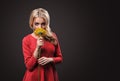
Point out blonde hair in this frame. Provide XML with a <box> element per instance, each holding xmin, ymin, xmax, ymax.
<box><xmin>29</xmin><ymin>8</ymin><xmax>52</xmax><ymax>36</ymax></box>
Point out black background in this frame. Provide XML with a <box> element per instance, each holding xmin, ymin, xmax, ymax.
<box><xmin>0</xmin><ymin>0</ymin><xmax>119</xmax><ymax>81</ymax></box>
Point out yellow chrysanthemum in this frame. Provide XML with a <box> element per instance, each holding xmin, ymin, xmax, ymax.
<box><xmin>34</xmin><ymin>28</ymin><xmax>47</xmax><ymax>37</ymax></box>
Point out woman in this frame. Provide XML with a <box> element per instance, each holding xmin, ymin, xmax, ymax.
<box><xmin>22</xmin><ymin>8</ymin><xmax>63</xmax><ymax>81</ymax></box>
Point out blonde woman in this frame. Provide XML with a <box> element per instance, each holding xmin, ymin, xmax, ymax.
<box><xmin>22</xmin><ymin>8</ymin><xmax>63</xmax><ymax>81</ymax></box>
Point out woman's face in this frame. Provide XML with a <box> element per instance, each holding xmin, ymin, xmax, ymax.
<box><xmin>32</xmin><ymin>17</ymin><xmax>46</xmax><ymax>30</ymax></box>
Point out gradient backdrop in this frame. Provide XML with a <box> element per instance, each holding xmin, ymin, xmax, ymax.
<box><xmin>0</xmin><ymin>0</ymin><xmax>119</xmax><ymax>81</ymax></box>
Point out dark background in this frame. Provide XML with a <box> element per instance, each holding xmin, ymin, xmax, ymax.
<box><xmin>0</xmin><ymin>0</ymin><xmax>119</xmax><ymax>81</ymax></box>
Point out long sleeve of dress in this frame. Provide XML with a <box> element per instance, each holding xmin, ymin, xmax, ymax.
<box><xmin>22</xmin><ymin>37</ymin><xmax>37</xmax><ymax>71</ymax></box>
<box><xmin>52</xmin><ymin>33</ymin><xmax>63</xmax><ymax>64</ymax></box>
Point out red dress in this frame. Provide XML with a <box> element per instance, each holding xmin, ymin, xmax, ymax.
<box><xmin>22</xmin><ymin>33</ymin><xmax>63</xmax><ymax>81</ymax></box>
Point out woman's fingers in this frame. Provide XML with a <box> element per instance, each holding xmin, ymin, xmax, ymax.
<box><xmin>39</xmin><ymin>57</ymin><xmax>48</xmax><ymax>65</ymax></box>
<box><xmin>38</xmin><ymin>57</ymin><xmax>50</xmax><ymax>65</ymax></box>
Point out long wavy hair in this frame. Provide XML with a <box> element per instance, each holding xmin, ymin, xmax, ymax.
<box><xmin>29</xmin><ymin>8</ymin><xmax>57</xmax><ymax>45</ymax></box>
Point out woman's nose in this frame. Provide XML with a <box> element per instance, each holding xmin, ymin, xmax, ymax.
<box><xmin>38</xmin><ymin>26</ymin><xmax>42</xmax><ymax>28</ymax></box>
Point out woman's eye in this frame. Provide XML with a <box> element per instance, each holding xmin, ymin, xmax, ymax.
<box><xmin>34</xmin><ymin>22</ymin><xmax>46</xmax><ymax>26</ymax></box>
<box><xmin>34</xmin><ymin>22</ymin><xmax>39</xmax><ymax>26</ymax></box>
<box><xmin>41</xmin><ymin>23</ymin><xmax>46</xmax><ymax>26</ymax></box>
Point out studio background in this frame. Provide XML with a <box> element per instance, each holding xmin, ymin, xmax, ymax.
<box><xmin>0</xmin><ymin>0</ymin><xmax>119</xmax><ymax>81</ymax></box>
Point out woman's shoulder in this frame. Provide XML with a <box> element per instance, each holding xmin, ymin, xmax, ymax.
<box><xmin>51</xmin><ymin>32</ymin><xmax>57</xmax><ymax>37</ymax></box>
<box><xmin>51</xmin><ymin>32</ymin><xmax>59</xmax><ymax>41</ymax></box>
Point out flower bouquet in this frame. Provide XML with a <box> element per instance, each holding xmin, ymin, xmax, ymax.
<box><xmin>34</xmin><ymin>28</ymin><xmax>47</xmax><ymax>37</ymax></box>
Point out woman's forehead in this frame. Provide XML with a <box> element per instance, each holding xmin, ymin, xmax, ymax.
<box><xmin>34</xmin><ymin>17</ymin><xmax>46</xmax><ymax>22</ymax></box>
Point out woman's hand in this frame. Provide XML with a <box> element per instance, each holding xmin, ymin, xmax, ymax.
<box><xmin>33</xmin><ymin>37</ymin><xmax>44</xmax><ymax>59</ymax></box>
<box><xmin>36</xmin><ymin>36</ymin><xmax>44</xmax><ymax>47</ymax></box>
<box><xmin>38</xmin><ymin>57</ymin><xmax>53</xmax><ymax>65</ymax></box>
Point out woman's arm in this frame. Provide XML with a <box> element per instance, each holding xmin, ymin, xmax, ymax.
<box><xmin>22</xmin><ymin>37</ymin><xmax>38</xmax><ymax>71</ymax></box>
<box><xmin>52</xmin><ymin>33</ymin><xmax>63</xmax><ymax>64</ymax></box>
